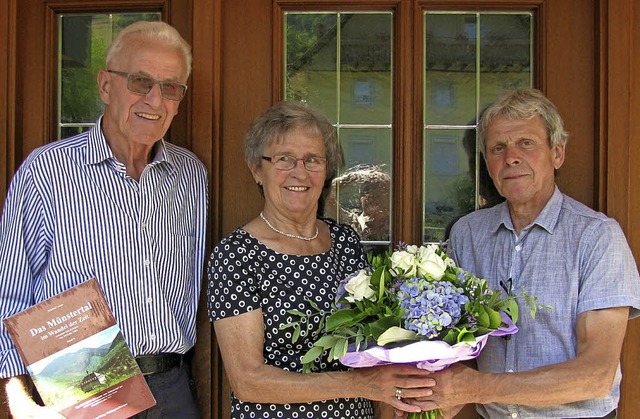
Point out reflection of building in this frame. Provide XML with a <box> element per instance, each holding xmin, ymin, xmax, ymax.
<box><xmin>324</xmin><ymin>165</ymin><xmax>390</xmax><ymax>241</ymax></box>
<box><xmin>80</xmin><ymin>372</ymin><xmax>107</xmax><ymax>392</ymax></box>
<box><xmin>286</xmin><ymin>12</ymin><xmax>531</xmax><ymax>242</ymax></box>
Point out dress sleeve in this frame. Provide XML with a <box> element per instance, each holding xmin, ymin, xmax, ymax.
<box><xmin>206</xmin><ymin>234</ymin><xmax>262</xmax><ymax>321</ymax></box>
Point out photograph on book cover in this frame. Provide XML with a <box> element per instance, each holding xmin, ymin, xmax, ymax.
<box><xmin>28</xmin><ymin>325</ymin><xmax>141</xmax><ymax>410</ymax></box>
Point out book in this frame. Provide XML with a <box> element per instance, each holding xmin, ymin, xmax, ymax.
<box><xmin>2</xmin><ymin>278</ymin><xmax>156</xmax><ymax>418</ymax></box>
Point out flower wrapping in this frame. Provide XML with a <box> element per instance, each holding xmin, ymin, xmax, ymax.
<box><xmin>339</xmin><ymin>312</ymin><xmax>517</xmax><ymax>371</ymax></box>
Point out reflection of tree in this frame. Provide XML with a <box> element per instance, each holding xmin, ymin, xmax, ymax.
<box><xmin>324</xmin><ymin>165</ymin><xmax>390</xmax><ymax>241</ymax></box>
<box><xmin>286</xmin><ymin>14</ymin><xmax>352</xmax><ymax>74</ymax></box>
<box><xmin>60</xmin><ymin>14</ymin><xmax>160</xmax><ymax>131</ymax></box>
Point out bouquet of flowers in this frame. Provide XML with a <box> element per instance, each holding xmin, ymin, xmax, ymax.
<box><xmin>283</xmin><ymin>243</ymin><xmax>544</xmax><ymax>419</ymax></box>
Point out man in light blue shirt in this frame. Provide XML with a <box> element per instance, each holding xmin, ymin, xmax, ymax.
<box><xmin>422</xmin><ymin>89</ymin><xmax>640</xmax><ymax>418</ymax></box>
<box><xmin>0</xmin><ymin>21</ymin><xmax>207</xmax><ymax>418</ymax></box>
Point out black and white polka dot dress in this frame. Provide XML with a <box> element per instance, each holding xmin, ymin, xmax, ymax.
<box><xmin>207</xmin><ymin>218</ymin><xmax>374</xmax><ymax>419</ymax></box>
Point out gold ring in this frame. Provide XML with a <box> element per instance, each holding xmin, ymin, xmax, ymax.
<box><xmin>395</xmin><ymin>388</ymin><xmax>402</xmax><ymax>400</ymax></box>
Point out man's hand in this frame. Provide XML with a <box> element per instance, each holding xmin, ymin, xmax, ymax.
<box><xmin>5</xmin><ymin>376</ymin><xmax>64</xmax><ymax>419</ymax></box>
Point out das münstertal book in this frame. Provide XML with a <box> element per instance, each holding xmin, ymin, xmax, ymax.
<box><xmin>3</xmin><ymin>278</ymin><xmax>156</xmax><ymax>418</ymax></box>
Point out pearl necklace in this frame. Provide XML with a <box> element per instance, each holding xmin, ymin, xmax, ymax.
<box><xmin>259</xmin><ymin>212</ymin><xmax>319</xmax><ymax>241</ymax></box>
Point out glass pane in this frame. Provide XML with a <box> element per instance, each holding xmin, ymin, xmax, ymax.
<box><xmin>284</xmin><ymin>12</ymin><xmax>393</xmax><ymax>248</ymax></box>
<box><xmin>284</xmin><ymin>13</ymin><xmax>338</xmax><ymax>121</ymax></box>
<box><xmin>423</xmin><ymin>129</ymin><xmax>472</xmax><ymax>242</ymax></box>
<box><xmin>339</xmin><ymin>13</ymin><xmax>392</xmax><ymax>125</ymax></box>
<box><xmin>424</xmin><ymin>13</ymin><xmax>477</xmax><ymax>126</ymax></box>
<box><xmin>423</xmin><ymin>12</ymin><xmax>531</xmax><ymax>243</ymax></box>
<box><xmin>479</xmin><ymin>14</ymin><xmax>532</xmax><ymax>109</ymax></box>
<box><xmin>58</xmin><ymin>13</ymin><xmax>161</xmax><ymax>139</ymax></box>
<box><xmin>325</xmin><ymin>128</ymin><xmax>391</xmax><ymax>242</ymax></box>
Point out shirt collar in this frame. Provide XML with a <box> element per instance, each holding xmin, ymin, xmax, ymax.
<box><xmin>496</xmin><ymin>185</ymin><xmax>563</xmax><ymax>234</ymax></box>
<box><xmin>85</xmin><ymin>116</ymin><xmax>173</xmax><ymax>172</ymax></box>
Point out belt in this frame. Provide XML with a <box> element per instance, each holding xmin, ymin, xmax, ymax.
<box><xmin>135</xmin><ymin>353</ymin><xmax>183</xmax><ymax>375</ymax></box>
<box><xmin>569</xmin><ymin>410</ymin><xmax>616</xmax><ymax>419</ymax></box>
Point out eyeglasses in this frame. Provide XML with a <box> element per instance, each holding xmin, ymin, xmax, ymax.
<box><xmin>107</xmin><ymin>70</ymin><xmax>188</xmax><ymax>101</ymax></box>
<box><xmin>261</xmin><ymin>155</ymin><xmax>328</xmax><ymax>172</ymax></box>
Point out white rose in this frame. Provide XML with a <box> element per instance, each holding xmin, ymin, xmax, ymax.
<box><xmin>406</xmin><ymin>245</ymin><xmax>419</xmax><ymax>254</ymax></box>
<box><xmin>344</xmin><ymin>269</ymin><xmax>376</xmax><ymax>302</ymax></box>
<box><xmin>390</xmin><ymin>250</ymin><xmax>417</xmax><ymax>277</ymax></box>
<box><xmin>416</xmin><ymin>245</ymin><xmax>447</xmax><ymax>280</ymax></box>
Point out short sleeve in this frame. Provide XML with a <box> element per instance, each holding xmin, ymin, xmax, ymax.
<box><xmin>206</xmin><ymin>233</ymin><xmax>261</xmax><ymax>321</ymax></box>
<box><xmin>577</xmin><ymin>218</ymin><xmax>640</xmax><ymax>318</ymax></box>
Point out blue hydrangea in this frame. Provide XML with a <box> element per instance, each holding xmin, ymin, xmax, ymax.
<box><xmin>395</xmin><ymin>277</ymin><xmax>469</xmax><ymax>339</ymax></box>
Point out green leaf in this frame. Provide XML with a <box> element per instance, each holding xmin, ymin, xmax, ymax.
<box><xmin>287</xmin><ymin>309</ymin><xmax>307</xmax><ymax>317</ymax></box>
<box><xmin>485</xmin><ymin>306</ymin><xmax>503</xmax><ymax>329</ymax></box>
<box><xmin>442</xmin><ymin>329</ymin><xmax>458</xmax><ymax>345</ymax></box>
<box><xmin>475</xmin><ymin>306</ymin><xmax>490</xmax><ymax>328</ymax></box>
<box><xmin>504</xmin><ymin>299</ymin><xmax>519</xmax><ymax>323</ymax></box>
<box><xmin>326</xmin><ymin>308</ymin><xmax>368</xmax><ymax>331</ymax></box>
<box><xmin>368</xmin><ymin>317</ymin><xmax>403</xmax><ymax>339</ymax></box>
<box><xmin>279</xmin><ymin>322</ymin><xmax>297</xmax><ymax>330</ymax></box>
<box><xmin>292</xmin><ymin>326</ymin><xmax>301</xmax><ymax>343</ymax></box>
<box><xmin>301</xmin><ymin>345</ymin><xmax>324</xmax><ymax>364</ymax></box>
<box><xmin>334</xmin><ymin>337</ymin><xmax>347</xmax><ymax>359</ymax></box>
<box><xmin>315</xmin><ymin>335</ymin><xmax>337</xmax><ymax>349</ymax></box>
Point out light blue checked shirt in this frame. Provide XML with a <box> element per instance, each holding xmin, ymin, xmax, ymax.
<box><xmin>448</xmin><ymin>186</ymin><xmax>640</xmax><ymax>418</ymax></box>
<box><xmin>0</xmin><ymin>118</ymin><xmax>208</xmax><ymax>378</ymax></box>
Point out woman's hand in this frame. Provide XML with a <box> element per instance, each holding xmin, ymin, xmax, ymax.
<box><xmin>352</xmin><ymin>364</ymin><xmax>436</xmax><ymax>413</ymax></box>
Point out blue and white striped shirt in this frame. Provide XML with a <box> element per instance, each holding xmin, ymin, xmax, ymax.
<box><xmin>0</xmin><ymin>118</ymin><xmax>208</xmax><ymax>378</ymax></box>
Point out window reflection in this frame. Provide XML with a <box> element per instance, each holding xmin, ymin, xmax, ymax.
<box><xmin>423</xmin><ymin>12</ymin><xmax>532</xmax><ymax>243</ymax></box>
<box><xmin>58</xmin><ymin>13</ymin><xmax>161</xmax><ymax>139</ymax></box>
<box><xmin>324</xmin><ymin>165</ymin><xmax>390</xmax><ymax>242</ymax></box>
<box><xmin>284</xmin><ymin>12</ymin><xmax>393</xmax><ymax>248</ymax></box>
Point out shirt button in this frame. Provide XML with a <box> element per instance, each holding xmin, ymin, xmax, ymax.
<box><xmin>511</xmin><ymin>413</ymin><xmax>518</xmax><ymax>418</ymax></box>
<box><xmin>150</xmin><ymin>334</ymin><xmax>156</xmax><ymax>340</ymax></box>
<box><xmin>146</xmin><ymin>297</ymin><xmax>153</xmax><ymax>304</ymax></box>
<box><xmin>144</xmin><ymin>259</ymin><xmax>151</xmax><ymax>266</ymax></box>
<box><xmin>141</xmin><ymin>222</ymin><xmax>146</xmax><ymax>229</ymax></box>
<box><xmin>515</xmin><ymin>244</ymin><xmax>522</xmax><ymax>252</ymax></box>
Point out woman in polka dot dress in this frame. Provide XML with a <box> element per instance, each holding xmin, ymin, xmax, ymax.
<box><xmin>207</xmin><ymin>102</ymin><xmax>433</xmax><ymax>419</ymax></box>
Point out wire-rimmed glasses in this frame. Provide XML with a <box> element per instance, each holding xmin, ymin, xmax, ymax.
<box><xmin>261</xmin><ymin>155</ymin><xmax>328</xmax><ymax>172</ymax></box>
<box><xmin>107</xmin><ymin>70</ymin><xmax>188</xmax><ymax>101</ymax></box>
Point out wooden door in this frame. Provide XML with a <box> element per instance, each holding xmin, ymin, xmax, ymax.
<box><xmin>213</xmin><ymin>0</ymin><xmax>637</xmax><ymax>418</ymax></box>
<box><xmin>2</xmin><ymin>0</ymin><xmax>640</xmax><ymax>418</ymax></box>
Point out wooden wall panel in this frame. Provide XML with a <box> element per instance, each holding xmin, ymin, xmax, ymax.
<box><xmin>603</xmin><ymin>0</ymin><xmax>640</xmax><ymax>416</ymax></box>
<box><xmin>0</xmin><ymin>0</ymin><xmax>14</xmax><ymax>211</ymax></box>
<box><xmin>219</xmin><ymin>0</ymin><xmax>274</xmax><ymax>237</ymax></box>
<box><xmin>543</xmin><ymin>0</ymin><xmax>596</xmax><ymax>208</ymax></box>
<box><xmin>191</xmin><ymin>0</ymin><xmax>219</xmax><ymax>417</ymax></box>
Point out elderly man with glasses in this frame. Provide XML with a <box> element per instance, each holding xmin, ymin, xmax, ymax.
<box><xmin>0</xmin><ymin>21</ymin><xmax>207</xmax><ymax>418</ymax></box>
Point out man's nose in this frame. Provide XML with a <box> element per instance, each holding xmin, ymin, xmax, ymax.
<box><xmin>504</xmin><ymin>144</ymin><xmax>521</xmax><ymax>165</ymax></box>
<box><xmin>144</xmin><ymin>83</ymin><xmax>164</xmax><ymax>105</ymax></box>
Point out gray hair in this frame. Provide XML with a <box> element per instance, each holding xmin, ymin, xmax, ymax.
<box><xmin>478</xmin><ymin>88</ymin><xmax>568</xmax><ymax>155</ymax></box>
<box><xmin>244</xmin><ymin>101</ymin><xmax>343</xmax><ymax>194</ymax></box>
<box><xmin>106</xmin><ymin>20</ymin><xmax>192</xmax><ymax>77</ymax></box>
